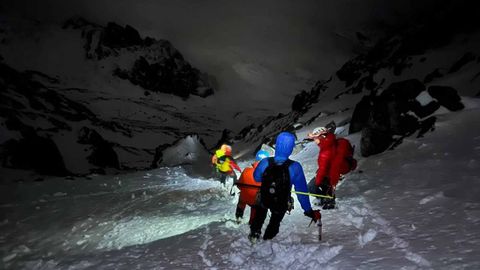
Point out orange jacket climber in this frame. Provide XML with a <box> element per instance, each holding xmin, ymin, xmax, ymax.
<box><xmin>234</xmin><ymin>150</ymin><xmax>269</xmax><ymax>224</ymax></box>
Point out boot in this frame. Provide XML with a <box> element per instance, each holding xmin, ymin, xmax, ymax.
<box><xmin>248</xmin><ymin>231</ymin><xmax>260</xmax><ymax>244</ymax></box>
<box><xmin>235</xmin><ymin>206</ymin><xmax>244</xmax><ymax>223</ymax></box>
<box><xmin>322</xmin><ymin>197</ymin><xmax>336</xmax><ymax>210</ymax></box>
<box><xmin>322</xmin><ymin>191</ymin><xmax>336</xmax><ymax>210</ymax></box>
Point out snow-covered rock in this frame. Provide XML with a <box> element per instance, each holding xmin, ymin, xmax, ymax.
<box><xmin>64</xmin><ymin>17</ymin><xmax>215</xmax><ymax>98</ymax></box>
<box><xmin>0</xmin><ymin>18</ymin><xmax>226</xmax><ymax>181</ymax></box>
<box><xmin>154</xmin><ymin>134</ymin><xmax>214</xmax><ymax>178</ymax></box>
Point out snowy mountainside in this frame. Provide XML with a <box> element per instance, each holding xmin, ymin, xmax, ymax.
<box><xmin>229</xmin><ymin>23</ymin><xmax>480</xmax><ymax>160</ymax></box>
<box><xmin>0</xmin><ymin>17</ymin><xmax>227</xmax><ymax>181</ymax></box>
<box><xmin>1</xmin><ymin>97</ymin><xmax>479</xmax><ymax>269</ymax></box>
<box><xmin>62</xmin><ymin>17</ymin><xmax>217</xmax><ymax>99</ymax></box>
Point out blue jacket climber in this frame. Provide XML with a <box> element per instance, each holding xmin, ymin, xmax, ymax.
<box><xmin>253</xmin><ymin>132</ymin><xmax>313</xmax><ymax>212</ymax></box>
<box><xmin>249</xmin><ymin>131</ymin><xmax>320</xmax><ymax>242</ymax></box>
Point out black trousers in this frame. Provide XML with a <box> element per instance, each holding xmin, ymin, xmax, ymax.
<box><xmin>250</xmin><ymin>205</ymin><xmax>286</xmax><ymax>240</ymax></box>
<box><xmin>308</xmin><ymin>177</ymin><xmax>333</xmax><ymax>197</ymax></box>
<box><xmin>219</xmin><ymin>171</ymin><xmax>237</xmax><ymax>185</ymax></box>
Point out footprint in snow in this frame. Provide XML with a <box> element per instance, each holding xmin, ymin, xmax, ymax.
<box><xmin>358</xmin><ymin>229</ymin><xmax>377</xmax><ymax>247</ymax></box>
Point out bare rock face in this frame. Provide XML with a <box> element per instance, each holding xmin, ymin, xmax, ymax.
<box><xmin>448</xmin><ymin>52</ymin><xmax>476</xmax><ymax>74</ymax></box>
<box><xmin>78</xmin><ymin>127</ymin><xmax>120</xmax><ymax>170</ymax></box>
<box><xmin>427</xmin><ymin>86</ymin><xmax>464</xmax><ymax>111</ymax></box>
<box><xmin>381</xmin><ymin>79</ymin><xmax>425</xmax><ymax>101</ymax></box>
<box><xmin>357</xmin><ymin>79</ymin><xmax>458</xmax><ymax>157</ymax></box>
<box><xmin>151</xmin><ymin>135</ymin><xmax>214</xmax><ymax>178</ymax></box>
<box><xmin>0</xmin><ymin>61</ymin><xmax>129</xmax><ymax>180</ymax></box>
<box><xmin>1</xmin><ymin>118</ymin><xmax>69</xmax><ymax>176</ymax></box>
<box><xmin>64</xmin><ymin>17</ymin><xmax>215</xmax><ymax>98</ymax></box>
<box><xmin>113</xmin><ymin>54</ymin><xmax>206</xmax><ymax>99</ymax></box>
<box><xmin>424</xmin><ymin>68</ymin><xmax>443</xmax><ymax>84</ymax></box>
<box><xmin>101</xmin><ymin>22</ymin><xmax>143</xmax><ymax>49</ymax></box>
<box><xmin>349</xmin><ymin>95</ymin><xmax>374</xmax><ymax>134</ymax></box>
<box><xmin>291</xmin><ymin>79</ymin><xmax>329</xmax><ymax>112</ymax></box>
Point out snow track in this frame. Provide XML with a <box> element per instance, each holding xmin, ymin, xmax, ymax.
<box><xmin>2</xmin><ymin>104</ymin><xmax>480</xmax><ymax>269</ymax></box>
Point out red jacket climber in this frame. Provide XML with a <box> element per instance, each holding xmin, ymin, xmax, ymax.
<box><xmin>308</xmin><ymin>122</ymin><xmax>357</xmax><ymax>209</ymax></box>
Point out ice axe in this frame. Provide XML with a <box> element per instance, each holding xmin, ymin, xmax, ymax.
<box><xmin>308</xmin><ymin>218</ymin><xmax>323</xmax><ymax>241</ymax></box>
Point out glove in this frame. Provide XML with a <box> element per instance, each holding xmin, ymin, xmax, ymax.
<box><xmin>304</xmin><ymin>209</ymin><xmax>321</xmax><ymax>222</ymax></box>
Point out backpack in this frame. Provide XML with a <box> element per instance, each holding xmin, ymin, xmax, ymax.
<box><xmin>216</xmin><ymin>154</ymin><xmax>233</xmax><ymax>173</ymax></box>
<box><xmin>217</xmin><ymin>155</ymin><xmax>230</xmax><ymax>164</ymax></box>
<box><xmin>260</xmin><ymin>158</ymin><xmax>293</xmax><ymax>211</ymax></box>
<box><xmin>336</xmin><ymin>138</ymin><xmax>357</xmax><ymax>172</ymax></box>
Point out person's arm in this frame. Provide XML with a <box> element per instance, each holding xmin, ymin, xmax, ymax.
<box><xmin>315</xmin><ymin>153</ymin><xmax>329</xmax><ymax>186</ymax></box>
<box><xmin>289</xmin><ymin>162</ymin><xmax>312</xmax><ymax>212</ymax></box>
<box><xmin>211</xmin><ymin>155</ymin><xmax>217</xmax><ymax>165</ymax></box>
<box><xmin>253</xmin><ymin>158</ymin><xmax>269</xmax><ymax>183</ymax></box>
<box><xmin>230</xmin><ymin>159</ymin><xmax>242</xmax><ymax>173</ymax></box>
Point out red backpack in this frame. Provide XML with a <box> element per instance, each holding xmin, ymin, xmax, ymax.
<box><xmin>335</xmin><ymin>138</ymin><xmax>357</xmax><ymax>174</ymax></box>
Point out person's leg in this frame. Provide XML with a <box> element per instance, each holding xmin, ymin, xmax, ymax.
<box><xmin>230</xmin><ymin>172</ymin><xmax>238</xmax><ymax>184</ymax></box>
<box><xmin>322</xmin><ymin>182</ymin><xmax>336</xmax><ymax>210</ymax></box>
<box><xmin>236</xmin><ymin>200</ymin><xmax>246</xmax><ymax>219</ymax></box>
<box><xmin>319</xmin><ymin>177</ymin><xmax>330</xmax><ymax>205</ymax></box>
<box><xmin>220</xmin><ymin>173</ymin><xmax>227</xmax><ymax>185</ymax></box>
<box><xmin>248</xmin><ymin>205</ymin><xmax>256</xmax><ymax>225</ymax></box>
<box><xmin>250</xmin><ymin>205</ymin><xmax>267</xmax><ymax>238</ymax></box>
<box><xmin>308</xmin><ymin>177</ymin><xmax>323</xmax><ymax>205</ymax></box>
<box><xmin>308</xmin><ymin>177</ymin><xmax>319</xmax><ymax>194</ymax></box>
<box><xmin>263</xmin><ymin>209</ymin><xmax>286</xmax><ymax>240</ymax></box>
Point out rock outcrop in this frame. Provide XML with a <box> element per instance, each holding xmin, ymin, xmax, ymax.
<box><xmin>0</xmin><ymin>62</ymin><xmax>128</xmax><ymax>179</ymax></box>
<box><xmin>64</xmin><ymin>17</ymin><xmax>215</xmax><ymax>98</ymax></box>
<box><xmin>356</xmin><ymin>79</ymin><xmax>464</xmax><ymax>157</ymax></box>
<box><xmin>78</xmin><ymin>127</ymin><xmax>120</xmax><ymax>170</ymax></box>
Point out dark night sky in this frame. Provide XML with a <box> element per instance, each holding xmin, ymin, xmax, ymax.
<box><xmin>1</xmin><ymin>0</ymin><xmax>439</xmax><ymax>111</ymax></box>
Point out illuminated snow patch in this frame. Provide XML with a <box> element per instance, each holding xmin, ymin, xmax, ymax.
<box><xmin>98</xmin><ymin>214</ymin><xmax>224</xmax><ymax>249</ymax></box>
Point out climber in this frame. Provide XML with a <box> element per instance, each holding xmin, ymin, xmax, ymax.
<box><xmin>307</xmin><ymin>122</ymin><xmax>357</xmax><ymax>209</ymax></box>
<box><xmin>233</xmin><ymin>150</ymin><xmax>269</xmax><ymax>224</ymax></box>
<box><xmin>211</xmin><ymin>144</ymin><xmax>241</xmax><ymax>185</ymax></box>
<box><xmin>248</xmin><ymin>132</ymin><xmax>321</xmax><ymax>243</ymax></box>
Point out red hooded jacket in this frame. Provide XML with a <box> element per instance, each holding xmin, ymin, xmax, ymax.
<box><xmin>315</xmin><ymin>134</ymin><xmax>356</xmax><ymax>187</ymax></box>
<box><xmin>315</xmin><ymin>133</ymin><xmax>336</xmax><ymax>186</ymax></box>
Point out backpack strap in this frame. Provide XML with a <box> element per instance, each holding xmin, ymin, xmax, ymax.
<box><xmin>266</xmin><ymin>157</ymin><xmax>293</xmax><ymax>169</ymax></box>
<box><xmin>217</xmin><ymin>154</ymin><xmax>232</xmax><ymax>164</ymax></box>
<box><xmin>266</xmin><ymin>157</ymin><xmax>274</xmax><ymax>166</ymax></box>
<box><xmin>282</xmin><ymin>159</ymin><xmax>293</xmax><ymax>170</ymax></box>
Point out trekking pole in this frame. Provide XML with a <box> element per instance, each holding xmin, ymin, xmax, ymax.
<box><xmin>291</xmin><ymin>190</ymin><xmax>334</xmax><ymax>199</ymax></box>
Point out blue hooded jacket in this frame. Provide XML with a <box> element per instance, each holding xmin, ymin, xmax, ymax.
<box><xmin>253</xmin><ymin>132</ymin><xmax>312</xmax><ymax>212</ymax></box>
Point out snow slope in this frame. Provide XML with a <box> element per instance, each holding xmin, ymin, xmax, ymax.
<box><xmin>0</xmin><ymin>17</ymin><xmax>230</xmax><ymax>179</ymax></box>
<box><xmin>1</xmin><ymin>98</ymin><xmax>479</xmax><ymax>269</ymax></box>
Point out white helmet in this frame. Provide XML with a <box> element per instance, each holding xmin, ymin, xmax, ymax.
<box><xmin>308</xmin><ymin>126</ymin><xmax>328</xmax><ymax>138</ymax></box>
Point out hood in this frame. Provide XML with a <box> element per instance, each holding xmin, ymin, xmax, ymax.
<box><xmin>274</xmin><ymin>132</ymin><xmax>295</xmax><ymax>159</ymax></box>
